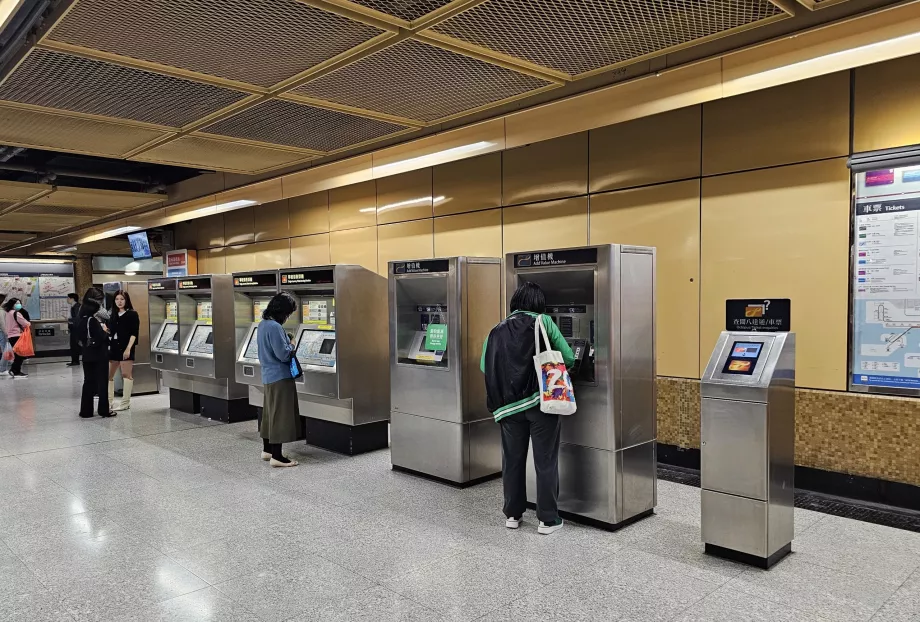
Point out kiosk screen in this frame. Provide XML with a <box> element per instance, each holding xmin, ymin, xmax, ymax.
<box><xmin>295</xmin><ymin>329</ymin><xmax>336</xmax><ymax>369</ymax></box>
<box><xmin>155</xmin><ymin>322</ymin><xmax>179</xmax><ymax>351</ymax></box>
<box><xmin>187</xmin><ymin>325</ymin><xmax>214</xmax><ymax>355</ymax></box>
<box><xmin>722</xmin><ymin>341</ymin><xmax>763</xmax><ymax>375</ymax></box>
<box><xmin>242</xmin><ymin>327</ymin><xmax>259</xmax><ymax>361</ymax></box>
<box><xmin>165</xmin><ymin>301</ymin><xmax>178</xmax><ymax>321</ymax></box>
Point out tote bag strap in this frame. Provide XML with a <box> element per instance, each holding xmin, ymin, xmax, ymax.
<box><xmin>533</xmin><ymin>314</ymin><xmax>552</xmax><ymax>354</ymax></box>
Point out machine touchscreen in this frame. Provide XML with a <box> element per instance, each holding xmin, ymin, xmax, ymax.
<box><xmin>242</xmin><ymin>327</ymin><xmax>259</xmax><ymax>361</ymax></box>
<box><xmin>295</xmin><ymin>329</ymin><xmax>336</xmax><ymax>370</ymax></box>
<box><xmin>187</xmin><ymin>325</ymin><xmax>215</xmax><ymax>355</ymax></box>
<box><xmin>155</xmin><ymin>322</ymin><xmax>179</xmax><ymax>351</ymax></box>
<box><xmin>721</xmin><ymin>341</ymin><xmax>763</xmax><ymax>375</ymax></box>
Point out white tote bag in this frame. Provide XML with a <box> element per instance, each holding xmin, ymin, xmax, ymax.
<box><xmin>533</xmin><ymin>315</ymin><xmax>577</xmax><ymax>415</ymax></box>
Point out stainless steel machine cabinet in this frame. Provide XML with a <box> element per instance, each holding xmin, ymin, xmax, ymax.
<box><xmin>280</xmin><ymin>265</ymin><xmax>389</xmax><ymax>455</ymax></box>
<box><xmin>167</xmin><ymin>274</ymin><xmax>254</xmax><ymax>422</ymax></box>
<box><xmin>104</xmin><ymin>280</ymin><xmax>157</xmax><ymax>395</ymax></box>
<box><xmin>388</xmin><ymin>257</ymin><xmax>503</xmax><ymax>486</ymax></box>
<box><xmin>701</xmin><ymin>331</ymin><xmax>796</xmax><ymax>569</ymax></box>
<box><xmin>506</xmin><ymin>245</ymin><xmax>657</xmax><ymax>530</ymax></box>
<box><xmin>148</xmin><ymin>277</ymin><xmax>179</xmax><ymax>377</ymax></box>
<box><xmin>231</xmin><ymin>270</ymin><xmax>280</xmax><ymax>410</ymax></box>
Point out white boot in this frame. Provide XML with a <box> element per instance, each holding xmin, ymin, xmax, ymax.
<box><xmin>108</xmin><ymin>381</ymin><xmax>115</xmax><ymax>410</ymax></box>
<box><xmin>114</xmin><ymin>378</ymin><xmax>133</xmax><ymax>412</ymax></box>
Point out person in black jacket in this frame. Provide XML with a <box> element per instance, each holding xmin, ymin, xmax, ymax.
<box><xmin>76</xmin><ymin>288</ymin><xmax>113</xmax><ymax>418</ymax></box>
<box><xmin>66</xmin><ymin>293</ymin><xmax>81</xmax><ymax>367</ymax></box>
<box><xmin>107</xmin><ymin>290</ymin><xmax>140</xmax><ymax>412</ymax></box>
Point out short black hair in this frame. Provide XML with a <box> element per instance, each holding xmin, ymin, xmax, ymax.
<box><xmin>113</xmin><ymin>290</ymin><xmax>133</xmax><ymax>311</ymax></box>
<box><xmin>2</xmin><ymin>297</ymin><xmax>20</xmax><ymax>312</ymax></box>
<box><xmin>263</xmin><ymin>291</ymin><xmax>297</xmax><ymax>324</ymax></box>
<box><xmin>67</xmin><ymin>292</ymin><xmax>79</xmax><ymax>302</ymax></box>
<box><xmin>510</xmin><ymin>281</ymin><xmax>546</xmax><ymax>314</ymax></box>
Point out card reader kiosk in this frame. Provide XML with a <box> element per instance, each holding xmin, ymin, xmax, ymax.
<box><xmin>701</xmin><ymin>331</ymin><xmax>795</xmax><ymax>568</ymax></box>
<box><xmin>280</xmin><ymin>265</ymin><xmax>389</xmax><ymax>455</ymax></box>
<box><xmin>232</xmin><ymin>270</ymin><xmax>280</xmax><ymax>409</ymax></box>
<box><xmin>507</xmin><ymin>245</ymin><xmax>657</xmax><ymax>529</ymax></box>
<box><xmin>165</xmin><ymin>274</ymin><xmax>252</xmax><ymax>422</ymax></box>
<box><xmin>389</xmin><ymin>257</ymin><xmax>503</xmax><ymax>486</ymax></box>
<box><xmin>148</xmin><ymin>278</ymin><xmax>180</xmax><ymax>376</ymax></box>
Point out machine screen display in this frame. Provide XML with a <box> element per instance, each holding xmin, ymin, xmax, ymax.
<box><xmin>243</xmin><ymin>327</ymin><xmax>259</xmax><ymax>361</ymax></box>
<box><xmin>187</xmin><ymin>325</ymin><xmax>215</xmax><ymax>355</ymax></box>
<box><xmin>295</xmin><ymin>329</ymin><xmax>336</xmax><ymax>368</ymax></box>
<box><xmin>165</xmin><ymin>301</ymin><xmax>178</xmax><ymax>322</ymax></box>
<box><xmin>722</xmin><ymin>341</ymin><xmax>763</xmax><ymax>375</ymax></box>
<box><xmin>155</xmin><ymin>322</ymin><xmax>179</xmax><ymax>351</ymax></box>
<box><xmin>196</xmin><ymin>301</ymin><xmax>213</xmax><ymax>323</ymax></box>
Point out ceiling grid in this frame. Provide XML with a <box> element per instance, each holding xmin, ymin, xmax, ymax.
<box><xmin>0</xmin><ymin>0</ymin><xmax>795</xmax><ymax>175</ymax></box>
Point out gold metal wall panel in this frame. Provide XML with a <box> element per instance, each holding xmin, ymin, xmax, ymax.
<box><xmin>433</xmin><ymin>152</ymin><xmax>501</xmax><ymax>217</ymax></box>
<box><xmin>375</xmin><ymin>168</ymin><xmax>433</xmax><ymax>224</ymax></box>
<box><xmin>701</xmin><ymin>159</ymin><xmax>850</xmax><ymax>390</ymax></box>
<box><xmin>46</xmin><ymin>0</ymin><xmax>383</xmax><ymax>88</ymax></box>
<box><xmin>502</xmin><ymin>196</ymin><xmax>588</xmax><ymax>253</ymax></box>
<box><xmin>198</xmin><ymin>248</ymin><xmax>226</xmax><ymax>275</ymax></box>
<box><xmin>196</xmin><ymin>214</ymin><xmax>225</xmax><ymax>249</ymax></box>
<box><xmin>251</xmin><ymin>239</ymin><xmax>292</xmax><ymax>269</ymax></box>
<box><xmin>329</xmin><ymin>180</ymin><xmax>377</xmax><ymax>231</ymax></box>
<box><xmin>502</xmin><ymin>132</ymin><xmax>588</xmax><ymax>206</ymax></box>
<box><xmin>329</xmin><ymin>225</ymin><xmax>378</xmax><ymax>272</ymax></box>
<box><xmin>289</xmin><ymin>193</ymin><xmax>330</xmax><ymax>237</ymax></box>
<box><xmin>202</xmin><ymin>99</ymin><xmax>409</xmax><ymax>152</ymax></box>
<box><xmin>0</xmin><ymin>49</ymin><xmax>247</xmax><ymax>128</ymax></box>
<box><xmin>590</xmin><ymin>180</ymin><xmax>701</xmax><ymax>379</ymax></box>
<box><xmin>346</xmin><ymin>0</ymin><xmax>454</xmax><ymax>21</ymax></box>
<box><xmin>223</xmin><ymin>206</ymin><xmax>255</xmax><ymax>246</ymax></box>
<box><xmin>293</xmin><ymin>39</ymin><xmax>550</xmax><ymax>123</ymax></box>
<box><xmin>290</xmin><ymin>233</ymin><xmax>331</xmax><ymax>267</ymax></box>
<box><xmin>433</xmin><ymin>207</ymin><xmax>502</xmax><ymax>258</ymax></box>
<box><xmin>131</xmin><ymin>135</ymin><xmax>310</xmax><ymax>174</ymax></box>
<box><xmin>282</xmin><ymin>155</ymin><xmax>373</xmax><ymax>197</ymax></box>
<box><xmin>854</xmin><ymin>54</ymin><xmax>920</xmax><ymax>153</ymax></box>
<box><xmin>703</xmin><ymin>72</ymin><xmax>850</xmax><ymax>176</ymax></box>
<box><xmin>0</xmin><ymin>104</ymin><xmax>167</xmax><ymax>157</ymax></box>
<box><xmin>590</xmin><ymin>105</ymin><xmax>701</xmax><ymax>193</ymax></box>
<box><xmin>377</xmin><ymin>218</ymin><xmax>434</xmax><ymax>276</ymax></box>
<box><xmin>433</xmin><ymin>0</ymin><xmax>785</xmax><ymax>76</ymax></box>
<box><xmin>255</xmin><ymin>199</ymin><xmax>291</xmax><ymax>242</ymax></box>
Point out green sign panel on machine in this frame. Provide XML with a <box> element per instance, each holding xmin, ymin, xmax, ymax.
<box><xmin>425</xmin><ymin>323</ymin><xmax>448</xmax><ymax>351</ymax></box>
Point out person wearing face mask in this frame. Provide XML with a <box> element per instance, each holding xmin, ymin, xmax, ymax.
<box><xmin>4</xmin><ymin>297</ymin><xmax>32</xmax><ymax>378</ymax></box>
<box><xmin>76</xmin><ymin>288</ymin><xmax>113</xmax><ymax>418</ymax></box>
<box><xmin>107</xmin><ymin>290</ymin><xmax>139</xmax><ymax>412</ymax></box>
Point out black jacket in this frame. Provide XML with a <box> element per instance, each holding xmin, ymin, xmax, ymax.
<box><xmin>68</xmin><ymin>302</ymin><xmax>79</xmax><ymax>328</ymax></box>
<box><xmin>76</xmin><ymin>305</ymin><xmax>108</xmax><ymax>362</ymax></box>
<box><xmin>109</xmin><ymin>309</ymin><xmax>139</xmax><ymax>352</ymax></box>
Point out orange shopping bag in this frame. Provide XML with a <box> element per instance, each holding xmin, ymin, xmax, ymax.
<box><xmin>13</xmin><ymin>327</ymin><xmax>35</xmax><ymax>358</ymax></box>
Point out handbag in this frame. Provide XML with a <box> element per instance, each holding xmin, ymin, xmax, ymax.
<box><xmin>0</xmin><ymin>342</ymin><xmax>12</xmax><ymax>372</ymax></box>
<box><xmin>533</xmin><ymin>315</ymin><xmax>576</xmax><ymax>415</ymax></box>
<box><xmin>290</xmin><ymin>355</ymin><xmax>303</xmax><ymax>380</ymax></box>
<box><xmin>13</xmin><ymin>327</ymin><xmax>35</xmax><ymax>358</ymax></box>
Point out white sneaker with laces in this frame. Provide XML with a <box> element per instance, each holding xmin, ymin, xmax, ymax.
<box><xmin>538</xmin><ymin>519</ymin><xmax>564</xmax><ymax>535</ymax></box>
<box><xmin>505</xmin><ymin>517</ymin><xmax>521</xmax><ymax>529</ymax></box>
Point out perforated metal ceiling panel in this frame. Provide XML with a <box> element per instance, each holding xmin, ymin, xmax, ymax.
<box><xmin>46</xmin><ymin>0</ymin><xmax>383</xmax><ymax>87</ymax></box>
<box><xmin>203</xmin><ymin>99</ymin><xmax>410</xmax><ymax>152</ymax></box>
<box><xmin>130</xmin><ymin>135</ymin><xmax>313</xmax><ymax>174</ymax></box>
<box><xmin>345</xmin><ymin>0</ymin><xmax>455</xmax><ymax>21</ymax></box>
<box><xmin>0</xmin><ymin>49</ymin><xmax>249</xmax><ymax>128</ymax></box>
<box><xmin>16</xmin><ymin>204</ymin><xmax>122</xmax><ymax>218</ymax></box>
<box><xmin>433</xmin><ymin>0</ymin><xmax>787</xmax><ymax>76</ymax></box>
<box><xmin>0</xmin><ymin>215</ymin><xmax>91</xmax><ymax>232</ymax></box>
<box><xmin>31</xmin><ymin>187</ymin><xmax>162</xmax><ymax>210</ymax></box>
<box><xmin>0</xmin><ymin>180</ymin><xmax>48</xmax><ymax>203</ymax></box>
<box><xmin>293</xmin><ymin>39</ymin><xmax>551</xmax><ymax>122</ymax></box>
<box><xmin>0</xmin><ymin>104</ymin><xmax>167</xmax><ymax>157</ymax></box>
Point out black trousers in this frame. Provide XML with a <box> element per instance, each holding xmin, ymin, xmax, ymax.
<box><xmin>69</xmin><ymin>330</ymin><xmax>80</xmax><ymax>364</ymax></box>
<box><xmin>499</xmin><ymin>406</ymin><xmax>562</xmax><ymax>524</ymax></box>
<box><xmin>80</xmin><ymin>360</ymin><xmax>110</xmax><ymax>417</ymax></box>
<box><xmin>8</xmin><ymin>337</ymin><xmax>24</xmax><ymax>375</ymax></box>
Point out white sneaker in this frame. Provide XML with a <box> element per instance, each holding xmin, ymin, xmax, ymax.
<box><xmin>270</xmin><ymin>458</ymin><xmax>299</xmax><ymax>468</ymax></box>
<box><xmin>538</xmin><ymin>519</ymin><xmax>564</xmax><ymax>535</ymax></box>
<box><xmin>505</xmin><ymin>517</ymin><xmax>521</xmax><ymax>529</ymax></box>
<box><xmin>261</xmin><ymin>451</ymin><xmax>271</xmax><ymax>461</ymax></box>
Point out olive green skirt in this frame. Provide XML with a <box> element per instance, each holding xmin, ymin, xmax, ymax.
<box><xmin>260</xmin><ymin>377</ymin><xmax>301</xmax><ymax>444</ymax></box>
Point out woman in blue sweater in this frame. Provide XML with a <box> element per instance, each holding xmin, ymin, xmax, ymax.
<box><xmin>257</xmin><ymin>292</ymin><xmax>301</xmax><ymax>467</ymax></box>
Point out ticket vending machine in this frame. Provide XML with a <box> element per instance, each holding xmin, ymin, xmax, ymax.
<box><xmin>103</xmin><ymin>280</ymin><xmax>157</xmax><ymax>395</ymax></box>
<box><xmin>279</xmin><ymin>265</ymin><xmax>389</xmax><ymax>455</ymax></box>
<box><xmin>232</xmin><ymin>270</ymin><xmax>279</xmax><ymax>409</ymax></box>
<box><xmin>148</xmin><ymin>278</ymin><xmax>180</xmax><ymax>385</ymax></box>
<box><xmin>167</xmin><ymin>274</ymin><xmax>252</xmax><ymax>422</ymax></box>
<box><xmin>701</xmin><ymin>331</ymin><xmax>795</xmax><ymax>568</ymax></box>
<box><xmin>389</xmin><ymin>257</ymin><xmax>503</xmax><ymax>486</ymax></box>
<box><xmin>506</xmin><ymin>245</ymin><xmax>657</xmax><ymax>529</ymax></box>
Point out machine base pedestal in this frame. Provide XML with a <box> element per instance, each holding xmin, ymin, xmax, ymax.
<box><xmin>705</xmin><ymin>542</ymin><xmax>791</xmax><ymax>569</ymax></box>
<box><xmin>200</xmin><ymin>395</ymin><xmax>256</xmax><ymax>423</ymax></box>
<box><xmin>305</xmin><ymin>418</ymin><xmax>388</xmax><ymax>456</ymax></box>
<box><xmin>169</xmin><ymin>389</ymin><xmax>199</xmax><ymax>414</ymax></box>
<box><xmin>526</xmin><ymin>504</ymin><xmax>654</xmax><ymax>532</ymax></box>
<box><xmin>392</xmin><ymin>465</ymin><xmax>500</xmax><ymax>489</ymax></box>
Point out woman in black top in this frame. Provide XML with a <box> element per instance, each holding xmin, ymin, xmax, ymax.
<box><xmin>107</xmin><ymin>290</ymin><xmax>140</xmax><ymax>412</ymax></box>
<box><xmin>76</xmin><ymin>288</ymin><xmax>113</xmax><ymax>418</ymax></box>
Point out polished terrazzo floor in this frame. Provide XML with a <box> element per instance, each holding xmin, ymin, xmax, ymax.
<box><xmin>1</xmin><ymin>363</ymin><xmax>919</xmax><ymax>621</ymax></box>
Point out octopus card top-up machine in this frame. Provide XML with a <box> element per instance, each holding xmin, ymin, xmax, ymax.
<box><xmin>149</xmin><ymin>278</ymin><xmax>180</xmax><ymax>383</ymax></box>
<box><xmin>165</xmin><ymin>274</ymin><xmax>253</xmax><ymax>422</ymax></box>
<box><xmin>506</xmin><ymin>245</ymin><xmax>657</xmax><ymax>530</ymax></box>
<box><xmin>232</xmin><ymin>270</ymin><xmax>280</xmax><ymax>409</ymax></box>
<box><xmin>278</xmin><ymin>265</ymin><xmax>389</xmax><ymax>455</ymax></box>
